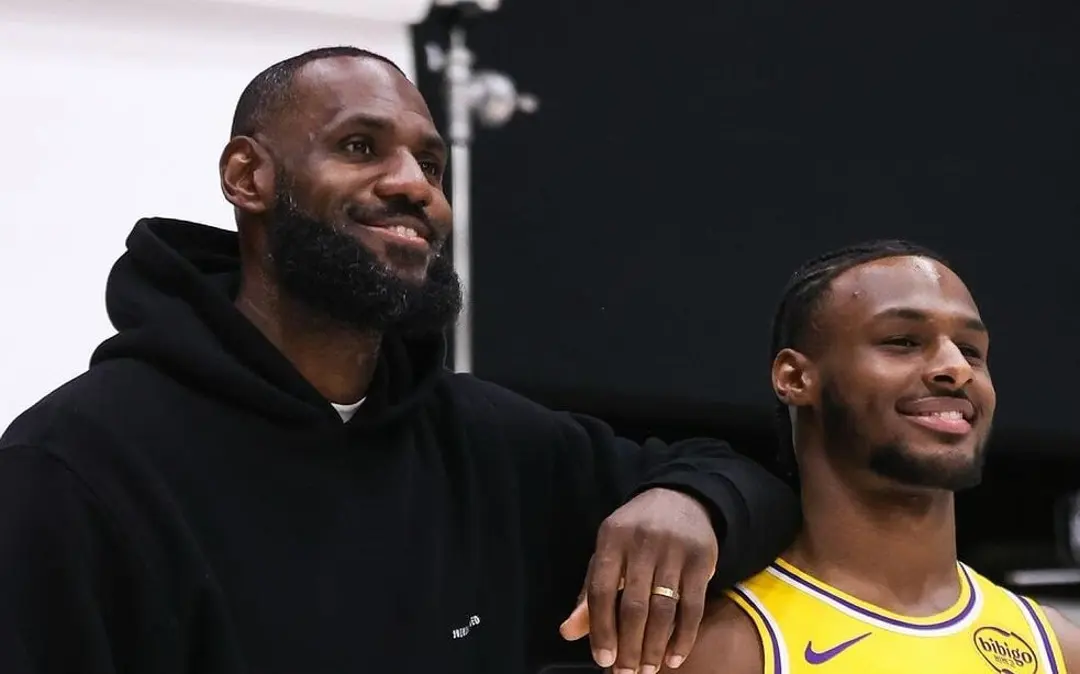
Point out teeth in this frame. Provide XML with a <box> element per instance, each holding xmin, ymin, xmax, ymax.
<box><xmin>389</xmin><ymin>225</ymin><xmax>419</xmax><ymax>239</ymax></box>
<box><xmin>919</xmin><ymin>411</ymin><xmax>964</xmax><ymax>420</ymax></box>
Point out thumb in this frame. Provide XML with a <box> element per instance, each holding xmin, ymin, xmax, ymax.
<box><xmin>559</xmin><ymin>599</ymin><xmax>590</xmax><ymax>641</ymax></box>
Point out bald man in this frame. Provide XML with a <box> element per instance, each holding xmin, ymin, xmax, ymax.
<box><xmin>0</xmin><ymin>47</ymin><xmax>798</xmax><ymax>674</ymax></box>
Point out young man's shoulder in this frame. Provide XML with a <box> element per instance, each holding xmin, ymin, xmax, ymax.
<box><xmin>1043</xmin><ymin>605</ymin><xmax>1080</xmax><ymax>672</ymax></box>
<box><xmin>663</xmin><ymin>594</ymin><xmax>764</xmax><ymax>674</ymax></box>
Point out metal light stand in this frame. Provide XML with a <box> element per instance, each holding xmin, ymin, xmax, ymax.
<box><xmin>426</xmin><ymin>1</ymin><xmax>538</xmax><ymax>373</ymax></box>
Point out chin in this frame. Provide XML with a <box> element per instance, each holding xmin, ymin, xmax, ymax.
<box><xmin>869</xmin><ymin>441</ymin><xmax>986</xmax><ymax>492</ymax></box>
<box><xmin>379</xmin><ymin>257</ymin><xmax>430</xmax><ymax>284</ymax></box>
<box><xmin>390</xmin><ymin>268</ymin><xmax>430</xmax><ymax>287</ymax></box>
<box><xmin>381</xmin><ymin>242</ymin><xmax>435</xmax><ymax>274</ymax></box>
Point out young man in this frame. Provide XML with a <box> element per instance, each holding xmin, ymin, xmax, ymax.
<box><xmin>0</xmin><ymin>48</ymin><xmax>798</xmax><ymax>674</ymax></box>
<box><xmin>672</xmin><ymin>240</ymin><xmax>1080</xmax><ymax>673</ymax></box>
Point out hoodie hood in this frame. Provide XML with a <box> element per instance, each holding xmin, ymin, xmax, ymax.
<box><xmin>91</xmin><ymin>218</ymin><xmax>448</xmax><ymax>428</ymax></box>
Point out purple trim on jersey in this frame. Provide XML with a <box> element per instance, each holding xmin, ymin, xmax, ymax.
<box><xmin>769</xmin><ymin>562</ymin><xmax>977</xmax><ymax>631</ymax></box>
<box><xmin>1017</xmin><ymin>596</ymin><xmax>1060</xmax><ymax>674</ymax></box>
<box><xmin>732</xmin><ymin>587</ymin><xmax>784</xmax><ymax>674</ymax></box>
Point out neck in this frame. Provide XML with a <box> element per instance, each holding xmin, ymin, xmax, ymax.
<box><xmin>235</xmin><ymin>269</ymin><xmax>380</xmax><ymax>404</ymax></box>
<box><xmin>788</xmin><ymin>448</ymin><xmax>961</xmax><ymax>617</ymax></box>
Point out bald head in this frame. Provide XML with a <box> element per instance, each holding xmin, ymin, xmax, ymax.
<box><xmin>230</xmin><ymin>46</ymin><xmax>408</xmax><ymax>140</ymax></box>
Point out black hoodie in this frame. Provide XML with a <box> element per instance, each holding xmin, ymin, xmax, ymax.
<box><xmin>0</xmin><ymin>218</ymin><xmax>799</xmax><ymax>674</ymax></box>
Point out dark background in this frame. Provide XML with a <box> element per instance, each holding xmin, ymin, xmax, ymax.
<box><xmin>414</xmin><ymin>0</ymin><xmax>1080</xmax><ymax>580</ymax></box>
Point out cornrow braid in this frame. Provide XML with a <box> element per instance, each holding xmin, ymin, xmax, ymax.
<box><xmin>767</xmin><ymin>239</ymin><xmax>949</xmax><ymax>479</ymax></box>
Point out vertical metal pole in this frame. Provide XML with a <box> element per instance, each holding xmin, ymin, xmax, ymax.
<box><xmin>446</xmin><ymin>27</ymin><xmax>474</xmax><ymax>373</ymax></box>
<box><xmin>431</xmin><ymin>15</ymin><xmax>535</xmax><ymax>373</ymax></box>
<box><xmin>450</xmin><ymin>143</ymin><xmax>472</xmax><ymax>373</ymax></box>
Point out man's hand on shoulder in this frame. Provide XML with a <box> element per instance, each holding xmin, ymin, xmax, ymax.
<box><xmin>558</xmin><ymin>488</ymin><xmax>719</xmax><ymax>674</ymax></box>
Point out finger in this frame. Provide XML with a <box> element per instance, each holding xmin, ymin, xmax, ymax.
<box><xmin>638</xmin><ymin>554</ymin><xmax>683</xmax><ymax>674</ymax></box>
<box><xmin>560</xmin><ymin>555</ymin><xmax>596</xmax><ymax>641</ymax></box>
<box><xmin>561</xmin><ymin>569</ymin><xmax>630</xmax><ymax>644</ymax></box>
<box><xmin>559</xmin><ymin>600</ymin><xmax>590</xmax><ymax>641</ymax></box>
<box><xmin>613</xmin><ymin>554</ymin><xmax>656</xmax><ymax>674</ymax></box>
<box><xmin>664</xmin><ymin>556</ymin><xmax>712</xmax><ymax>669</ymax></box>
<box><xmin>561</xmin><ymin>575</ymin><xmax>628</xmax><ymax>641</ymax></box>
<box><xmin>585</xmin><ymin>547</ymin><xmax>624</xmax><ymax>669</ymax></box>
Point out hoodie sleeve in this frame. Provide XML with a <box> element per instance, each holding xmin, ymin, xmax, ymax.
<box><xmin>0</xmin><ymin>446</ymin><xmax>133</xmax><ymax>674</ymax></box>
<box><xmin>526</xmin><ymin>412</ymin><xmax>800</xmax><ymax>668</ymax></box>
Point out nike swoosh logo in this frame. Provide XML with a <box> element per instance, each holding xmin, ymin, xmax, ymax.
<box><xmin>804</xmin><ymin>632</ymin><xmax>872</xmax><ymax>665</ymax></box>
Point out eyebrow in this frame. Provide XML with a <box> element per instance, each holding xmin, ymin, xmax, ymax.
<box><xmin>873</xmin><ymin>307</ymin><xmax>987</xmax><ymax>333</ymax></box>
<box><xmin>333</xmin><ymin>112</ymin><xmax>448</xmax><ymax>156</ymax></box>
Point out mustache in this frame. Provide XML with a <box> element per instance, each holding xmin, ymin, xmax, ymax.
<box><xmin>928</xmin><ymin>388</ymin><xmax>972</xmax><ymax>399</ymax></box>
<box><xmin>924</xmin><ymin>389</ymin><xmax>971</xmax><ymax>401</ymax></box>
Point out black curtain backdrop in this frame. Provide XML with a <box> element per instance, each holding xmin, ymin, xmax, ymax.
<box><xmin>413</xmin><ymin>0</ymin><xmax>1080</xmax><ymax>452</ymax></box>
<box><xmin>411</xmin><ymin>0</ymin><xmax>1080</xmax><ymax>577</ymax></box>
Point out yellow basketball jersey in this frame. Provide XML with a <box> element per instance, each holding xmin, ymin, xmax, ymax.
<box><xmin>727</xmin><ymin>558</ymin><xmax>1067</xmax><ymax>674</ymax></box>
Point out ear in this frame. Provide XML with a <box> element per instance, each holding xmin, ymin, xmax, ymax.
<box><xmin>219</xmin><ymin>136</ymin><xmax>275</xmax><ymax>215</ymax></box>
<box><xmin>772</xmin><ymin>347</ymin><xmax>817</xmax><ymax>407</ymax></box>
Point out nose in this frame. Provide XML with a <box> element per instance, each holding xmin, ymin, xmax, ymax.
<box><xmin>372</xmin><ymin>149</ymin><xmax>432</xmax><ymax>209</ymax></box>
<box><xmin>923</xmin><ymin>339</ymin><xmax>975</xmax><ymax>391</ymax></box>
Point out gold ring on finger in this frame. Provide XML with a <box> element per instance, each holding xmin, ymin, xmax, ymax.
<box><xmin>651</xmin><ymin>585</ymin><xmax>680</xmax><ymax>602</ymax></box>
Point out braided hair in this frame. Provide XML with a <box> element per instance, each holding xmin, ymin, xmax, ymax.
<box><xmin>767</xmin><ymin>240</ymin><xmax>949</xmax><ymax>478</ymax></box>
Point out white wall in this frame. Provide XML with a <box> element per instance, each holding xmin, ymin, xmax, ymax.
<box><xmin>0</xmin><ymin>0</ymin><xmax>432</xmax><ymax>427</ymax></box>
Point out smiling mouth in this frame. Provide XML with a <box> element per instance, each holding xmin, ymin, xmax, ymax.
<box><xmin>896</xmin><ymin>395</ymin><xmax>976</xmax><ymax>438</ymax></box>
<box><xmin>373</xmin><ymin>223</ymin><xmax>425</xmax><ymax>242</ymax></box>
<box><xmin>361</xmin><ymin>225</ymin><xmax>431</xmax><ymax>254</ymax></box>
<box><xmin>901</xmin><ymin>410</ymin><xmax>973</xmax><ymax>436</ymax></box>
<box><xmin>347</xmin><ymin>212</ymin><xmax>433</xmax><ymax>251</ymax></box>
<box><xmin>344</xmin><ymin>203</ymin><xmax>434</xmax><ymax>249</ymax></box>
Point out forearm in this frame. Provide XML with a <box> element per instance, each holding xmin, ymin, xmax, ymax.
<box><xmin>527</xmin><ymin>415</ymin><xmax>799</xmax><ymax>663</ymax></box>
<box><xmin>628</xmin><ymin>437</ymin><xmax>801</xmax><ymax>588</ymax></box>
